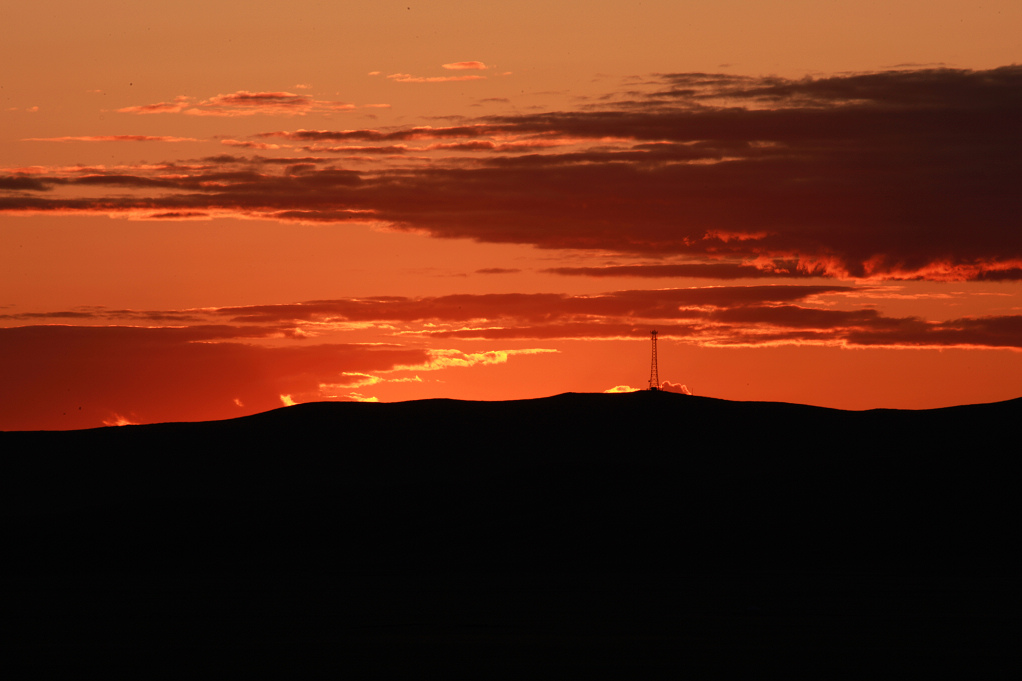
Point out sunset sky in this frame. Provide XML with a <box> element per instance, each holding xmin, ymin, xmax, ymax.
<box><xmin>3</xmin><ymin>1</ymin><xmax>1022</xmax><ymax>430</ymax></box>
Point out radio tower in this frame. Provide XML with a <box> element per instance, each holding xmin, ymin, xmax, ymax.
<box><xmin>648</xmin><ymin>330</ymin><xmax>660</xmax><ymax>391</ymax></box>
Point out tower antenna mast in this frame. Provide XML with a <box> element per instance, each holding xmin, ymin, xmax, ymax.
<box><xmin>648</xmin><ymin>330</ymin><xmax>660</xmax><ymax>391</ymax></box>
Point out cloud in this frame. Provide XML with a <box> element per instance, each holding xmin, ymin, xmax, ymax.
<box><xmin>413</xmin><ymin>347</ymin><xmax>558</xmax><ymax>370</ymax></box>
<box><xmin>845</xmin><ymin>315</ymin><xmax>1022</xmax><ymax>350</ymax></box>
<box><xmin>209</xmin><ymin>287</ymin><xmax>850</xmax><ymax>325</ymax></box>
<box><xmin>5</xmin><ymin>66</ymin><xmax>1022</xmax><ymax>281</ymax></box>
<box><xmin>442</xmin><ymin>61</ymin><xmax>488</xmax><ymax>71</ymax></box>
<box><xmin>23</xmin><ymin>135</ymin><xmax>199</xmax><ymax>143</ymax></box>
<box><xmin>101</xmin><ymin>413</ymin><xmax>138</xmax><ymax>427</ymax></box>
<box><xmin>547</xmin><ymin>263</ymin><xmax>828</xmax><ymax>280</ymax></box>
<box><xmin>145</xmin><ymin>211</ymin><xmax>211</xmax><ymax>220</ymax></box>
<box><xmin>117</xmin><ymin>96</ymin><xmax>191</xmax><ymax>114</ymax></box>
<box><xmin>301</xmin><ymin>144</ymin><xmax>410</xmax><ymax>155</ymax></box>
<box><xmin>0</xmin><ymin>175</ymin><xmax>49</xmax><ymax>191</ymax></box>
<box><xmin>257</xmin><ymin>125</ymin><xmax>497</xmax><ymax>142</ymax></box>
<box><xmin>219</xmin><ymin>139</ymin><xmax>290</xmax><ymax>150</ymax></box>
<box><xmin>9</xmin><ymin>285</ymin><xmax>1019</xmax><ymax>355</ymax></box>
<box><xmin>420</xmin><ymin>322</ymin><xmax>704</xmax><ymax>340</ymax></box>
<box><xmin>659</xmin><ymin>381</ymin><xmax>692</xmax><ymax>395</ymax></box>
<box><xmin>118</xmin><ymin>91</ymin><xmax>356</xmax><ymax>117</ymax></box>
<box><xmin>604</xmin><ymin>385</ymin><xmax>640</xmax><ymax>393</ymax></box>
<box><xmin>344</xmin><ymin>393</ymin><xmax>380</xmax><ymax>403</ymax></box>
<box><xmin>198</xmin><ymin>288</ymin><xmax>1022</xmax><ymax>350</ymax></box>
<box><xmin>709</xmin><ymin>305</ymin><xmax>884</xmax><ymax>328</ymax></box>
<box><xmin>387</xmin><ymin>73</ymin><xmax>486</xmax><ymax>83</ymax></box>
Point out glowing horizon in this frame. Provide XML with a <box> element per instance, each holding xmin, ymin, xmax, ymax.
<box><xmin>3</xmin><ymin>1</ymin><xmax>1022</xmax><ymax>430</ymax></box>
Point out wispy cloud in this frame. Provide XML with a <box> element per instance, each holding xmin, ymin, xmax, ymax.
<box><xmin>387</xmin><ymin>73</ymin><xmax>486</xmax><ymax>83</ymax></box>
<box><xmin>118</xmin><ymin>91</ymin><xmax>358</xmax><ymax>117</ymax></box>
<box><xmin>218</xmin><ymin>139</ymin><xmax>291</xmax><ymax>150</ymax></box>
<box><xmin>442</xmin><ymin>61</ymin><xmax>488</xmax><ymax>70</ymax></box>
<box><xmin>23</xmin><ymin>135</ymin><xmax>200</xmax><ymax>143</ymax></box>
<box><xmin>117</xmin><ymin>95</ymin><xmax>192</xmax><ymax>114</ymax></box>
<box><xmin>547</xmin><ymin>263</ymin><xmax>829</xmax><ymax>280</ymax></box>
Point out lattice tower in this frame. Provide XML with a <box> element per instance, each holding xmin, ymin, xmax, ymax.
<box><xmin>649</xmin><ymin>330</ymin><xmax>660</xmax><ymax>390</ymax></box>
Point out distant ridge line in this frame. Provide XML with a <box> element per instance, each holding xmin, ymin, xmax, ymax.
<box><xmin>3</xmin><ymin>390</ymin><xmax>1020</xmax><ymax>434</ymax></box>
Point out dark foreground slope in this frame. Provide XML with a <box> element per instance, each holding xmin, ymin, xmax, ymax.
<box><xmin>3</xmin><ymin>392</ymin><xmax>1020</xmax><ymax>674</ymax></box>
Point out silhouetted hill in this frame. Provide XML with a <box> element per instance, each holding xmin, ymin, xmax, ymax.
<box><xmin>4</xmin><ymin>391</ymin><xmax>1019</xmax><ymax>573</ymax></box>
<box><xmin>3</xmin><ymin>392</ymin><xmax>1020</xmax><ymax>674</ymax></box>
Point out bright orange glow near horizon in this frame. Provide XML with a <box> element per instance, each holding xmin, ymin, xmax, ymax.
<box><xmin>3</xmin><ymin>1</ymin><xmax>1022</xmax><ymax>430</ymax></box>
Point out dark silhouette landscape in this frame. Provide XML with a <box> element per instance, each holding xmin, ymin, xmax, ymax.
<box><xmin>3</xmin><ymin>391</ymin><xmax>1020</xmax><ymax>674</ymax></box>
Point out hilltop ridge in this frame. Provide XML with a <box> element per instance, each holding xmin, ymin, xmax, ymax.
<box><xmin>3</xmin><ymin>391</ymin><xmax>1019</xmax><ymax>673</ymax></box>
<box><xmin>4</xmin><ymin>391</ymin><xmax>1018</xmax><ymax>573</ymax></box>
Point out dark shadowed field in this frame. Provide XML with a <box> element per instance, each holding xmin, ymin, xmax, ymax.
<box><xmin>2</xmin><ymin>391</ymin><xmax>1020</xmax><ymax>675</ymax></box>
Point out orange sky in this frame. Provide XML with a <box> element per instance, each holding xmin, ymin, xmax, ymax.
<box><xmin>3</xmin><ymin>1</ymin><xmax>1022</xmax><ymax>430</ymax></box>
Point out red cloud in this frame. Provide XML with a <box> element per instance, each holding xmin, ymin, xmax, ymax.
<box><xmin>209</xmin><ymin>287</ymin><xmax>850</xmax><ymax>324</ymax></box>
<box><xmin>199</xmin><ymin>289</ymin><xmax>1022</xmax><ymax>351</ymax></box>
<box><xmin>7</xmin><ymin>66</ymin><xmax>1022</xmax><ymax>282</ymax></box>
<box><xmin>547</xmin><ymin>263</ymin><xmax>829</xmax><ymax>279</ymax></box>
<box><xmin>257</xmin><ymin>125</ymin><xmax>501</xmax><ymax>142</ymax></box>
